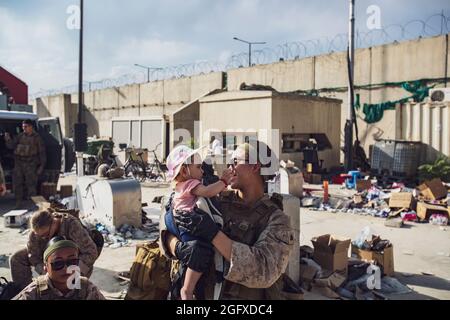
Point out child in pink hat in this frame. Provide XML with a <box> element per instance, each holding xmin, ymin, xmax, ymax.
<box><xmin>166</xmin><ymin>144</ymin><xmax>232</xmax><ymax>300</ymax></box>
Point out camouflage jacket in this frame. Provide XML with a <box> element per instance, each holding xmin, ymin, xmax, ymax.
<box><xmin>6</xmin><ymin>131</ymin><xmax>46</xmax><ymax>165</ymax></box>
<box><xmin>159</xmin><ymin>191</ymin><xmax>294</xmax><ymax>299</ymax></box>
<box><xmin>12</xmin><ymin>274</ymin><xmax>106</xmax><ymax>300</ymax></box>
<box><xmin>27</xmin><ymin>214</ymin><xmax>99</xmax><ymax>276</ymax></box>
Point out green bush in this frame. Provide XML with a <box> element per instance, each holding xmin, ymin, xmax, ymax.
<box><xmin>418</xmin><ymin>156</ymin><xmax>450</xmax><ymax>182</ymax></box>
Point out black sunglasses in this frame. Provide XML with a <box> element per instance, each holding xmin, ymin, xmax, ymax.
<box><xmin>230</xmin><ymin>157</ymin><xmax>248</xmax><ymax>168</ymax></box>
<box><xmin>50</xmin><ymin>259</ymin><xmax>80</xmax><ymax>271</ymax></box>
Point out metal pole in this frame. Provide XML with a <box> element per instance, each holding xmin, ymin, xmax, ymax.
<box><xmin>344</xmin><ymin>0</ymin><xmax>355</xmax><ymax>171</ymax></box>
<box><xmin>349</xmin><ymin>0</ymin><xmax>355</xmax><ymax>122</ymax></box>
<box><xmin>249</xmin><ymin>43</ymin><xmax>252</xmax><ymax>67</ymax></box>
<box><xmin>76</xmin><ymin>0</ymin><xmax>85</xmax><ymax>177</ymax></box>
<box><xmin>78</xmin><ymin>0</ymin><xmax>83</xmax><ymax>124</ymax></box>
<box><xmin>147</xmin><ymin>68</ymin><xmax>150</xmax><ymax>82</ymax></box>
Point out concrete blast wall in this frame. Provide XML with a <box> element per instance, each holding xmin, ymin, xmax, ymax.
<box><xmin>227</xmin><ymin>34</ymin><xmax>450</xmax><ymax>158</ymax></box>
<box><xmin>34</xmin><ymin>34</ymin><xmax>449</xmax><ymax>159</ymax></box>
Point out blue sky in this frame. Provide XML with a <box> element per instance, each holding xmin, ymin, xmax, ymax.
<box><xmin>0</xmin><ymin>0</ymin><xmax>449</xmax><ymax>94</ymax></box>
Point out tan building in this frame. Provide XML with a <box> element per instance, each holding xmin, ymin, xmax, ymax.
<box><xmin>187</xmin><ymin>90</ymin><xmax>343</xmax><ymax>171</ymax></box>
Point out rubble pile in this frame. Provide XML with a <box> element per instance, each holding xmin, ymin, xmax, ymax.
<box><xmin>88</xmin><ymin>210</ymin><xmax>160</xmax><ymax>249</ymax></box>
<box><xmin>303</xmin><ymin>177</ymin><xmax>450</xmax><ymax>227</ymax></box>
<box><xmin>300</xmin><ymin>231</ymin><xmax>412</xmax><ymax>300</ymax></box>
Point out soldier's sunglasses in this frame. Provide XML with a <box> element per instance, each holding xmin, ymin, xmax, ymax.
<box><xmin>50</xmin><ymin>259</ymin><xmax>80</xmax><ymax>271</ymax></box>
<box><xmin>230</xmin><ymin>157</ymin><xmax>248</xmax><ymax>169</ymax></box>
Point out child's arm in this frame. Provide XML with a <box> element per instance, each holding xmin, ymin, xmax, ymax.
<box><xmin>191</xmin><ymin>169</ymin><xmax>232</xmax><ymax>198</ymax></box>
<box><xmin>191</xmin><ymin>180</ymin><xmax>226</xmax><ymax>198</ymax></box>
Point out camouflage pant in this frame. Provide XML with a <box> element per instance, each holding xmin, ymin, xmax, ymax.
<box><xmin>10</xmin><ymin>248</ymin><xmax>34</xmax><ymax>290</ymax></box>
<box><xmin>13</xmin><ymin>159</ymin><xmax>39</xmax><ymax>201</ymax></box>
<box><xmin>10</xmin><ymin>248</ymin><xmax>94</xmax><ymax>291</ymax></box>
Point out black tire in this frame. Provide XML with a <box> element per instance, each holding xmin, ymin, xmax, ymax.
<box><xmin>64</xmin><ymin>138</ymin><xmax>76</xmax><ymax>173</ymax></box>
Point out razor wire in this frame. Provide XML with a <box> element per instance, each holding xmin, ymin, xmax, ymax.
<box><xmin>30</xmin><ymin>12</ymin><xmax>450</xmax><ymax>99</ymax></box>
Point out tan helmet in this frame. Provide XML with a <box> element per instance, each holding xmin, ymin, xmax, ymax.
<box><xmin>97</xmin><ymin>164</ymin><xmax>110</xmax><ymax>178</ymax></box>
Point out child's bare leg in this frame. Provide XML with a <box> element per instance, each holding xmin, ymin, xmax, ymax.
<box><xmin>181</xmin><ymin>268</ymin><xmax>202</xmax><ymax>300</ymax></box>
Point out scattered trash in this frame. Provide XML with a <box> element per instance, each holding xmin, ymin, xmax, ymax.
<box><xmin>402</xmin><ymin>250</ymin><xmax>414</xmax><ymax>256</ymax></box>
<box><xmin>420</xmin><ymin>271</ymin><xmax>435</xmax><ymax>276</ymax></box>
<box><xmin>384</xmin><ymin>218</ymin><xmax>404</xmax><ymax>228</ymax></box>
<box><xmin>429</xmin><ymin>214</ymin><xmax>449</xmax><ymax>226</ymax></box>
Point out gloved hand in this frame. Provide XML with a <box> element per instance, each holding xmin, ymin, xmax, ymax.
<box><xmin>175</xmin><ymin>240</ymin><xmax>214</xmax><ymax>273</ymax></box>
<box><xmin>174</xmin><ymin>211</ymin><xmax>220</xmax><ymax>243</ymax></box>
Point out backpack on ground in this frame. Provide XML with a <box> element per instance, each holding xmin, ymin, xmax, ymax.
<box><xmin>124</xmin><ymin>240</ymin><xmax>172</xmax><ymax>300</ymax></box>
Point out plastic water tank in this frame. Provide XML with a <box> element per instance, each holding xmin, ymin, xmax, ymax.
<box><xmin>392</xmin><ymin>141</ymin><xmax>423</xmax><ymax>177</ymax></box>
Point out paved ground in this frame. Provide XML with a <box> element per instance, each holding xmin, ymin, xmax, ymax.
<box><xmin>1</xmin><ymin>175</ymin><xmax>449</xmax><ymax>300</ymax></box>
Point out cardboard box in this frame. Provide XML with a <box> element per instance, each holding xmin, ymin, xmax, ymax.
<box><xmin>59</xmin><ymin>185</ymin><xmax>73</xmax><ymax>198</ymax></box>
<box><xmin>311</xmin><ymin>234</ymin><xmax>351</xmax><ymax>275</ymax></box>
<box><xmin>351</xmin><ymin>244</ymin><xmax>395</xmax><ymax>276</ymax></box>
<box><xmin>418</xmin><ymin>178</ymin><xmax>448</xmax><ymax>200</ymax></box>
<box><xmin>353</xmin><ymin>194</ymin><xmax>364</xmax><ymax>205</ymax></box>
<box><xmin>40</xmin><ymin>182</ymin><xmax>57</xmax><ymax>200</ymax></box>
<box><xmin>389</xmin><ymin>192</ymin><xmax>415</xmax><ymax>209</ymax></box>
<box><xmin>356</xmin><ymin>180</ymin><xmax>372</xmax><ymax>192</ymax></box>
<box><xmin>416</xmin><ymin>202</ymin><xmax>449</xmax><ymax>221</ymax></box>
<box><xmin>304</xmin><ymin>173</ymin><xmax>322</xmax><ymax>184</ymax></box>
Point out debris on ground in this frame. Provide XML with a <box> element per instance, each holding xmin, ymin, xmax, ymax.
<box><xmin>299</xmin><ymin>232</ymin><xmax>415</xmax><ymax>300</ymax></box>
<box><xmin>303</xmin><ymin>174</ymin><xmax>449</xmax><ymax>227</ymax></box>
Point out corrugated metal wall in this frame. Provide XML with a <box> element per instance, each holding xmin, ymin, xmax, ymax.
<box><xmin>399</xmin><ymin>102</ymin><xmax>450</xmax><ymax>162</ymax></box>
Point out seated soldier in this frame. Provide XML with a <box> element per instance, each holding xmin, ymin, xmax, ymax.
<box><xmin>13</xmin><ymin>237</ymin><xmax>105</xmax><ymax>300</ymax></box>
<box><xmin>10</xmin><ymin>209</ymin><xmax>99</xmax><ymax>291</ymax></box>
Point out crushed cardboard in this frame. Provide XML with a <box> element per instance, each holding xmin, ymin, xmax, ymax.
<box><xmin>418</xmin><ymin>178</ymin><xmax>448</xmax><ymax>200</ymax></box>
<box><xmin>389</xmin><ymin>192</ymin><xmax>415</xmax><ymax>209</ymax></box>
<box><xmin>416</xmin><ymin>202</ymin><xmax>449</xmax><ymax>221</ymax></box>
<box><xmin>356</xmin><ymin>180</ymin><xmax>372</xmax><ymax>192</ymax></box>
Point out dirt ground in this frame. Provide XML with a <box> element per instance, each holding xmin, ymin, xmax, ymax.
<box><xmin>1</xmin><ymin>175</ymin><xmax>449</xmax><ymax>300</ymax></box>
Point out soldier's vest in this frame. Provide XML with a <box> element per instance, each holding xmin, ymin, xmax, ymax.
<box><xmin>217</xmin><ymin>192</ymin><xmax>287</xmax><ymax>300</ymax></box>
<box><xmin>36</xmin><ymin>276</ymin><xmax>89</xmax><ymax>300</ymax></box>
<box><xmin>15</xmin><ymin>133</ymin><xmax>40</xmax><ymax>159</ymax></box>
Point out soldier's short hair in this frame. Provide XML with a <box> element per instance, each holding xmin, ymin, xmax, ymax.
<box><xmin>22</xmin><ymin>119</ymin><xmax>34</xmax><ymax>126</ymax></box>
<box><xmin>30</xmin><ymin>209</ymin><xmax>54</xmax><ymax>232</ymax></box>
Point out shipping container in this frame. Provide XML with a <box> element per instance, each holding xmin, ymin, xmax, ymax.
<box><xmin>397</xmin><ymin>101</ymin><xmax>450</xmax><ymax>163</ymax></box>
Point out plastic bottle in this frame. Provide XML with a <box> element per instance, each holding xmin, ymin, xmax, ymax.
<box><xmin>323</xmin><ymin>180</ymin><xmax>329</xmax><ymax>204</ymax></box>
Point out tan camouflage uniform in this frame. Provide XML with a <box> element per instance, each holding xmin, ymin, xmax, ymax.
<box><xmin>12</xmin><ymin>274</ymin><xmax>106</xmax><ymax>300</ymax></box>
<box><xmin>10</xmin><ymin>213</ymin><xmax>99</xmax><ymax>290</ymax></box>
<box><xmin>5</xmin><ymin>131</ymin><xmax>46</xmax><ymax>201</ymax></box>
<box><xmin>160</xmin><ymin>191</ymin><xmax>294</xmax><ymax>299</ymax></box>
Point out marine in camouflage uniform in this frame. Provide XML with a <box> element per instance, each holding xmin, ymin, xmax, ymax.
<box><xmin>160</xmin><ymin>190</ymin><xmax>294</xmax><ymax>300</ymax></box>
<box><xmin>5</xmin><ymin>121</ymin><xmax>46</xmax><ymax>206</ymax></box>
<box><xmin>10</xmin><ymin>213</ymin><xmax>99</xmax><ymax>290</ymax></box>
<box><xmin>12</xmin><ymin>274</ymin><xmax>106</xmax><ymax>300</ymax></box>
